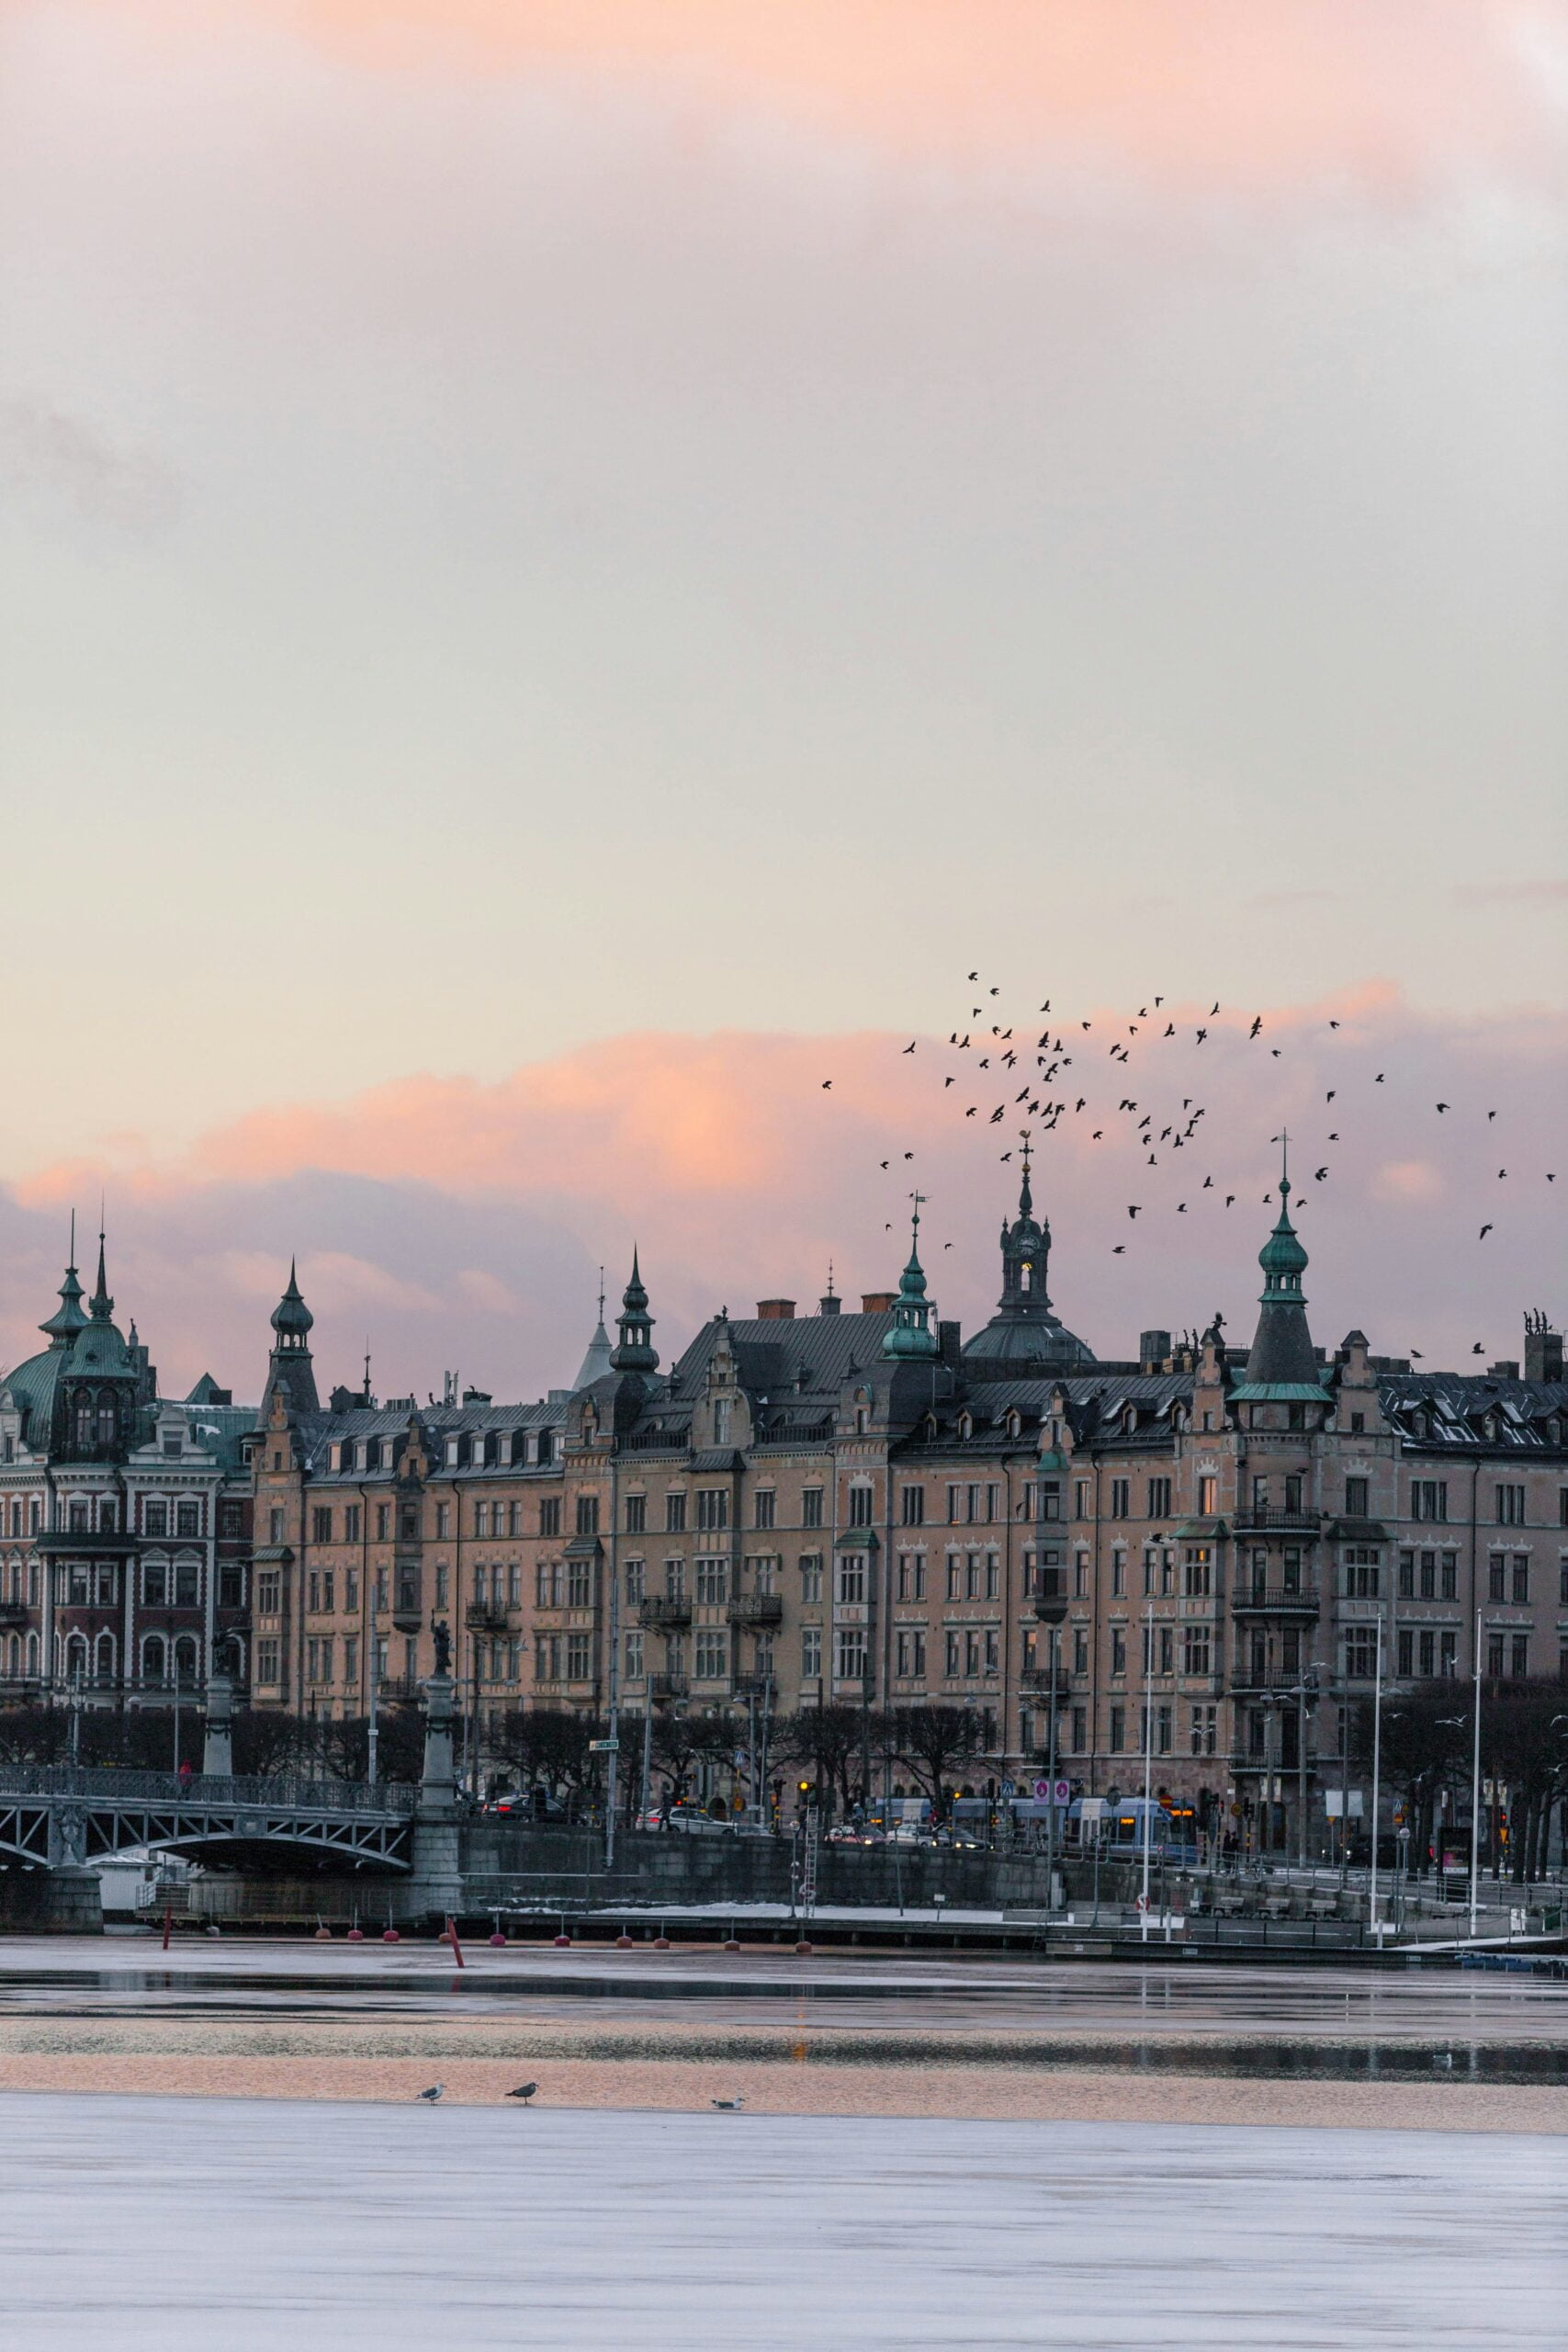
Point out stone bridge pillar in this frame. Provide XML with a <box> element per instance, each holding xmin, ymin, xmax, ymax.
<box><xmin>203</xmin><ymin>1670</ymin><xmax>234</xmax><ymax>1779</ymax></box>
<box><xmin>410</xmin><ymin>1669</ymin><xmax>462</xmax><ymax>1917</ymax></box>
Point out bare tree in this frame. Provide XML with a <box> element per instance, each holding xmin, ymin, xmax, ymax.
<box><xmin>878</xmin><ymin>1704</ymin><xmax>985</xmax><ymax>1822</ymax></box>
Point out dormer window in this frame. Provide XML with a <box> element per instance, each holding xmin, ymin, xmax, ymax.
<box><xmin>1005</xmin><ymin>1410</ymin><xmax>1021</xmax><ymax>1441</ymax></box>
<box><xmin>957</xmin><ymin>1412</ymin><xmax>974</xmax><ymax>1442</ymax></box>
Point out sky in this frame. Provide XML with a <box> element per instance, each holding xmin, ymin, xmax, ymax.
<box><xmin>1</xmin><ymin>0</ymin><xmax>1564</xmax><ymax>1398</ymax></box>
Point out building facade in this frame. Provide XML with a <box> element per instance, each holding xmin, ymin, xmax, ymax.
<box><xmin>0</xmin><ymin>1238</ymin><xmax>254</xmax><ymax>1709</ymax></box>
<box><xmin>233</xmin><ymin>1159</ymin><xmax>1568</xmax><ymax>1844</ymax></box>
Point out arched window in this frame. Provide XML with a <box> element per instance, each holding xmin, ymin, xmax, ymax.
<box><xmin>65</xmin><ymin>1633</ymin><xmax>88</xmax><ymax>1685</ymax></box>
<box><xmin>95</xmin><ymin>1630</ymin><xmax>116</xmax><ymax>1684</ymax></box>
<box><xmin>6</xmin><ymin>1633</ymin><xmax>19</xmax><ymax>1678</ymax></box>
<box><xmin>175</xmin><ymin>1634</ymin><xmax>199</xmax><ymax>1687</ymax></box>
<box><xmin>1020</xmin><ymin>1261</ymin><xmax>1032</xmax><ymax>1292</ymax></box>
<box><xmin>141</xmin><ymin>1634</ymin><xmax>166</xmax><ymax>1688</ymax></box>
<box><xmin>73</xmin><ymin>1394</ymin><xmax>95</xmax><ymax>1451</ymax></box>
<box><xmin>26</xmin><ymin>1631</ymin><xmax>39</xmax><ymax>1678</ymax></box>
<box><xmin>96</xmin><ymin>1393</ymin><xmax>117</xmax><ymax>1445</ymax></box>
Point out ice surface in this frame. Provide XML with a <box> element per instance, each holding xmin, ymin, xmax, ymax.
<box><xmin>0</xmin><ymin>2096</ymin><xmax>1559</xmax><ymax>2350</ymax></box>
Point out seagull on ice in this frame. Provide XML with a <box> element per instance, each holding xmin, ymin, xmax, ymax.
<box><xmin>506</xmin><ymin>2083</ymin><xmax>538</xmax><ymax>2104</ymax></box>
<box><xmin>416</xmin><ymin>2083</ymin><xmax>445</xmax><ymax>2104</ymax></box>
<box><xmin>711</xmin><ymin>2095</ymin><xmax>747</xmax><ymax>2111</ymax></box>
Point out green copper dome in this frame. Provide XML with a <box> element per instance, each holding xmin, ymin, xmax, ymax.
<box><xmin>1258</xmin><ymin>1177</ymin><xmax>1308</xmax><ymax>1293</ymax></box>
<box><xmin>883</xmin><ymin>1203</ymin><xmax>939</xmax><ymax>1361</ymax></box>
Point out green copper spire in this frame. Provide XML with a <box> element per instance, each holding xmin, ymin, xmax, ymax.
<box><xmin>1239</xmin><ymin>1135</ymin><xmax>1320</xmax><ymax>1391</ymax></box>
<box><xmin>883</xmin><ymin>1194</ymin><xmax>939</xmax><ymax>1361</ymax></box>
<box><xmin>39</xmin><ymin>1216</ymin><xmax>88</xmax><ymax>1345</ymax></box>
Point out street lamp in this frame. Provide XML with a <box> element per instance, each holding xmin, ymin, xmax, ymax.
<box><xmin>1033</xmin><ymin>1589</ymin><xmax>1068</xmax><ymax>1911</ymax></box>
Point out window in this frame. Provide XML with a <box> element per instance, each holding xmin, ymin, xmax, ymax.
<box><xmin>801</xmin><ymin>1488</ymin><xmax>823</xmax><ymax>1530</ymax></box>
<box><xmin>801</xmin><ymin>1627</ymin><xmax>821</xmax><ymax>1678</ymax></box>
<box><xmin>435</xmin><ymin>1565</ymin><xmax>448</xmax><ymax>1607</ymax></box>
<box><xmin>1111</xmin><ymin>1627</ymin><xmax>1126</xmax><ymax>1677</ymax></box>
<box><xmin>624</xmin><ymin>1631</ymin><xmax>644</xmax><ymax>1679</ymax></box>
<box><xmin>567</xmin><ymin>1558</ymin><xmax>592</xmax><ymax>1608</ymax></box>
<box><xmin>835</xmin><ymin>1627</ymin><xmax>866</xmax><ymax>1680</ymax></box>
<box><xmin>1397</xmin><ymin>1628</ymin><xmax>1415</xmax><ymax>1676</ymax></box>
<box><xmin>1197</xmin><ymin>1475</ymin><xmax>1217</xmax><ymax>1517</ymax></box>
<box><xmin>310</xmin><ymin>1507</ymin><xmax>333</xmax><ymax>1544</ymax></box>
<box><xmin>1183</xmin><ymin>1548</ymin><xmax>1212</xmax><ymax>1598</ymax></box>
<box><xmin>1074</xmin><ymin>1552</ymin><xmax>1089</xmax><ymax>1597</ymax></box>
<box><xmin>1397</xmin><ymin>1549</ymin><xmax>1415</xmax><ymax>1599</ymax></box>
<box><xmin>255</xmin><ymin>1638</ymin><xmax>279</xmax><ymax>1685</ymax></box>
<box><xmin>1343</xmin><ymin>1548</ymin><xmax>1381</xmax><ymax>1599</ymax></box>
<box><xmin>694</xmin><ymin>1630</ymin><xmax>728</xmax><ymax>1679</ymax></box>
<box><xmin>344</xmin><ymin>1504</ymin><xmax>361</xmax><ymax>1543</ymax></box>
<box><xmin>799</xmin><ymin>1554</ymin><xmax>823</xmax><ymax>1603</ymax></box>
<box><xmin>897</xmin><ymin>1553</ymin><xmax>926</xmax><ymax>1602</ymax></box>
<box><xmin>899</xmin><ymin>1486</ymin><xmax>925</xmax><ymax>1528</ymax></box>
<box><xmin>144</xmin><ymin>1500</ymin><xmax>168</xmax><ymax>1538</ymax></box>
<box><xmin>175</xmin><ymin>1500</ymin><xmax>200</xmax><ymax>1539</ymax></box>
<box><xmin>1419</xmin><ymin>1550</ymin><xmax>1437</xmax><ymax>1600</ymax></box>
<box><xmin>1189</xmin><ymin>1703</ymin><xmax>1216</xmax><ymax>1757</ymax></box>
<box><xmin>1109</xmin><ymin>1479</ymin><xmax>1130</xmax><ymax>1520</ymax></box>
<box><xmin>944</xmin><ymin>1630</ymin><xmax>961</xmax><ymax>1677</ymax></box>
<box><xmin>695</xmin><ymin>1558</ymin><xmax>728</xmax><ymax>1604</ymax></box>
<box><xmin>896</xmin><ymin>1628</ymin><xmax>926</xmax><ymax>1678</ymax></box>
<box><xmin>1495</xmin><ymin>1485</ymin><xmax>1525</xmax><ymax>1527</ymax></box>
<box><xmin>434</xmin><ymin>1503</ymin><xmax>450</xmax><ymax>1538</ymax></box>
<box><xmin>1182</xmin><ymin>1626</ymin><xmax>1210</xmax><ymax>1675</ymax></box>
<box><xmin>664</xmin><ymin>1492</ymin><xmax>687</xmax><ymax>1533</ymax></box>
<box><xmin>1411</xmin><ymin>1480</ymin><xmax>1448</xmax><ymax>1523</ymax></box>
<box><xmin>539</xmin><ymin>1498</ymin><xmax>561</xmax><ymax>1539</ymax></box>
<box><xmin>626</xmin><ymin>1558</ymin><xmax>646</xmax><ymax>1604</ymax></box>
<box><xmin>1111</xmin><ymin>1551</ymin><xmax>1126</xmax><ymax>1598</ymax></box>
<box><xmin>1488</xmin><ymin>1555</ymin><xmax>1506</xmax><ymax>1602</ymax></box>
<box><xmin>836</xmin><ymin>1557</ymin><xmax>865</xmax><ymax>1606</ymax></box>
<box><xmin>1512</xmin><ymin>1556</ymin><xmax>1529</xmax><ymax>1604</ymax></box>
<box><xmin>142</xmin><ymin>1559</ymin><xmax>168</xmax><ymax>1606</ymax></box>
<box><xmin>566</xmin><ymin>1632</ymin><xmax>592</xmax><ymax>1679</ymax></box>
<box><xmin>473</xmin><ymin>1501</ymin><xmax>489</xmax><ymax>1538</ymax></box>
<box><xmin>753</xmin><ymin>1489</ymin><xmax>775</xmax><ymax>1531</ymax></box>
<box><xmin>1439</xmin><ymin>1631</ymin><xmax>1457</xmax><ymax>1678</ymax></box>
<box><xmin>219</xmin><ymin>1562</ymin><xmax>244</xmax><ymax>1609</ymax></box>
<box><xmin>1345</xmin><ymin>1629</ymin><xmax>1378</xmax><ymax>1679</ymax></box>
<box><xmin>1073</xmin><ymin>1479</ymin><xmax>1089</xmax><ymax>1521</ymax></box>
<box><xmin>1510</xmin><ymin>1634</ymin><xmax>1529</xmax><ymax>1679</ymax></box>
<box><xmin>1146</xmin><ymin>1478</ymin><xmax>1171</xmax><ymax>1521</ymax></box>
<box><xmin>576</xmin><ymin>1494</ymin><xmax>600</xmax><ymax>1536</ymax></box>
<box><xmin>847</xmin><ymin>1485</ymin><xmax>874</xmax><ymax>1528</ymax></box>
<box><xmin>1109</xmin><ymin>1704</ymin><xmax>1125</xmax><ymax>1753</ymax></box>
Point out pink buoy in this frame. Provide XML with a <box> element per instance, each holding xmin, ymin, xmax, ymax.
<box><xmin>723</xmin><ymin>1939</ymin><xmax>741</xmax><ymax>1953</ymax></box>
<box><xmin>381</xmin><ymin>1928</ymin><xmax>400</xmax><ymax>1943</ymax></box>
<box><xmin>552</xmin><ymin>1933</ymin><xmax>571</xmax><ymax>1948</ymax></box>
<box><xmin>346</xmin><ymin>1927</ymin><xmax>365</xmax><ymax>1943</ymax></box>
<box><xmin>314</xmin><ymin>1926</ymin><xmax>333</xmax><ymax>1940</ymax></box>
<box><xmin>652</xmin><ymin>1935</ymin><xmax>671</xmax><ymax>1951</ymax></box>
<box><xmin>489</xmin><ymin>1931</ymin><xmax>507</xmax><ymax>1948</ymax></box>
<box><xmin>615</xmin><ymin>1933</ymin><xmax>634</xmax><ymax>1950</ymax></box>
<box><xmin>794</xmin><ymin>1940</ymin><xmax>814</xmax><ymax>1956</ymax></box>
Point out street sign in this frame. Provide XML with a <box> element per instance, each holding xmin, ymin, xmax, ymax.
<box><xmin>1033</xmin><ymin>1778</ymin><xmax>1050</xmax><ymax>1799</ymax></box>
<box><xmin>1053</xmin><ymin>1778</ymin><xmax>1071</xmax><ymax>1804</ymax></box>
<box><xmin>999</xmin><ymin>1779</ymin><xmax>1015</xmax><ymax>1798</ymax></box>
<box><xmin>588</xmin><ymin>1739</ymin><xmax>619</xmax><ymax>1753</ymax></box>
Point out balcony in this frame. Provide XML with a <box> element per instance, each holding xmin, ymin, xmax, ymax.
<box><xmin>1232</xmin><ymin>1509</ymin><xmax>1321</xmax><ymax>1536</ymax></box>
<box><xmin>391</xmin><ymin>1601</ymin><xmax>423</xmax><ymax>1634</ymax></box>
<box><xmin>34</xmin><ymin>1529</ymin><xmax>138</xmax><ymax>1555</ymax></box>
<box><xmin>373</xmin><ymin>1675</ymin><xmax>421</xmax><ymax>1703</ymax></box>
<box><xmin>1232</xmin><ymin>1584</ymin><xmax>1320</xmax><ymax>1616</ymax></box>
<box><xmin>0</xmin><ymin>1600</ymin><xmax>28</xmax><ymax>1629</ymax></box>
<box><xmin>465</xmin><ymin>1603</ymin><xmax>516</xmax><ymax>1637</ymax></box>
<box><xmin>1020</xmin><ymin>1665</ymin><xmax>1074</xmax><ymax>1700</ymax></box>
<box><xmin>646</xmin><ymin>1672</ymin><xmax>689</xmax><ymax>1702</ymax></box>
<box><xmin>1230</xmin><ymin>1668</ymin><xmax>1309</xmax><ymax>1694</ymax></box>
<box><xmin>732</xmin><ymin>1672</ymin><xmax>778</xmax><ymax>1703</ymax></box>
<box><xmin>726</xmin><ymin>1591</ymin><xmax>783</xmax><ymax>1628</ymax></box>
<box><xmin>637</xmin><ymin>1596</ymin><xmax>692</xmax><ymax>1632</ymax></box>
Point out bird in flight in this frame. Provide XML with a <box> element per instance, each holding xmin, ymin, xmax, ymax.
<box><xmin>1112</xmin><ymin>1244</ymin><xmax>1126</xmax><ymax>1254</ymax></box>
<box><xmin>968</xmin><ymin>971</ymin><xmax>979</xmax><ymax>981</ymax></box>
<box><xmin>820</xmin><ymin>1080</ymin><xmax>832</xmax><ymax>1090</ymax></box>
<box><xmin>944</xmin><ymin>1076</ymin><xmax>955</xmax><ymax>1088</ymax></box>
<box><xmin>1249</xmin><ymin>1016</ymin><xmax>1262</xmax><ymax>1039</ymax></box>
<box><xmin>1329</xmin><ymin>1019</ymin><xmax>1340</xmax><ymax>1030</ymax></box>
<box><xmin>903</xmin><ymin>1041</ymin><xmax>916</xmax><ymax>1054</ymax></box>
<box><xmin>1479</xmin><ymin>1224</ymin><xmax>1493</xmax><ymax>1239</ymax></box>
<box><xmin>1411</xmin><ymin>1350</ymin><xmax>1423</xmax><ymax>1361</ymax></box>
<box><xmin>1127</xmin><ymin>1204</ymin><xmax>1142</xmax><ymax>1219</ymax></box>
<box><xmin>1375</xmin><ymin>1072</ymin><xmax>1384</xmax><ymax>1083</ymax></box>
<box><xmin>1472</xmin><ymin>1343</ymin><xmax>1484</xmax><ymax>1355</ymax></box>
<box><xmin>506</xmin><ymin>2083</ymin><xmax>538</xmax><ymax>2103</ymax></box>
<box><xmin>1314</xmin><ymin>1167</ymin><xmax>1328</xmax><ymax>1182</ymax></box>
<box><xmin>417</xmin><ymin>2084</ymin><xmax>445</xmax><ymax>2104</ymax></box>
<box><xmin>1437</xmin><ymin>1102</ymin><xmax>1449</xmax><ymax>1114</ymax></box>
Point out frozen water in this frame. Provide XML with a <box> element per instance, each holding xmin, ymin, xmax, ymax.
<box><xmin>0</xmin><ymin>2096</ymin><xmax>1559</xmax><ymax>2349</ymax></box>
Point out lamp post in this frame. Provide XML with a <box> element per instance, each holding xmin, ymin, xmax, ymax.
<box><xmin>1470</xmin><ymin>1611</ymin><xmax>1483</xmax><ymax>1939</ymax></box>
<box><xmin>1369</xmin><ymin>1609</ymin><xmax>1385</xmax><ymax>1939</ymax></box>
<box><xmin>1035</xmin><ymin>1589</ymin><xmax>1068</xmax><ymax>1910</ymax></box>
<box><xmin>1140</xmin><ymin>1600</ymin><xmax>1156</xmax><ymax>1940</ymax></box>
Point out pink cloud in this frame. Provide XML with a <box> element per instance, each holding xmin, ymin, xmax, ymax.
<box><xmin>278</xmin><ymin>0</ymin><xmax>1564</xmax><ymax>197</ymax></box>
<box><xmin>4</xmin><ymin>992</ymin><xmax>1562</xmax><ymax>1402</ymax></box>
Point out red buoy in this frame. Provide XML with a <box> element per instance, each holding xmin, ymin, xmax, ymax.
<box><xmin>346</xmin><ymin>1927</ymin><xmax>365</xmax><ymax>1943</ymax></box>
<box><xmin>382</xmin><ymin>1927</ymin><xmax>400</xmax><ymax>1943</ymax></box>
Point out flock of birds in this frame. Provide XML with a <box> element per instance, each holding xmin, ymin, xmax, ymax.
<box><xmin>815</xmin><ymin>975</ymin><xmax>1559</xmax><ymax>1355</ymax></box>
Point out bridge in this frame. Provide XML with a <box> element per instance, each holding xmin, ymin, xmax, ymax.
<box><xmin>0</xmin><ymin>1766</ymin><xmax>416</xmax><ymax>1872</ymax></box>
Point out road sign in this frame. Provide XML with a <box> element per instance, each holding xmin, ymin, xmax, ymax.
<box><xmin>999</xmin><ymin>1779</ymin><xmax>1015</xmax><ymax>1798</ymax></box>
<box><xmin>1032</xmin><ymin>1778</ymin><xmax>1050</xmax><ymax>1799</ymax></box>
<box><xmin>588</xmin><ymin>1739</ymin><xmax>619</xmax><ymax>1753</ymax></box>
<box><xmin>1053</xmin><ymin>1778</ymin><xmax>1071</xmax><ymax>1804</ymax></box>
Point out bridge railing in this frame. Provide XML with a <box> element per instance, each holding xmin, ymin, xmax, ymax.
<box><xmin>0</xmin><ymin>1766</ymin><xmax>418</xmax><ymax>1815</ymax></box>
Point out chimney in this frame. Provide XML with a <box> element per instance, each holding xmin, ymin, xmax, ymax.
<box><xmin>1524</xmin><ymin>1316</ymin><xmax>1562</xmax><ymax>1383</ymax></box>
<box><xmin>861</xmin><ymin>1293</ymin><xmax>895</xmax><ymax>1313</ymax></box>
<box><xmin>1487</xmin><ymin>1362</ymin><xmax>1519</xmax><ymax>1382</ymax></box>
<box><xmin>1140</xmin><ymin>1329</ymin><xmax>1172</xmax><ymax>1373</ymax></box>
<box><xmin>818</xmin><ymin>1293</ymin><xmax>841</xmax><ymax>1316</ymax></box>
<box><xmin>756</xmin><ymin>1299</ymin><xmax>795</xmax><ymax>1321</ymax></box>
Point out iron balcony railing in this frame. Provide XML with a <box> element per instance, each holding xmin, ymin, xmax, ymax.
<box><xmin>645</xmin><ymin>1671</ymin><xmax>689</xmax><ymax>1702</ymax></box>
<box><xmin>1019</xmin><ymin>1666</ymin><xmax>1074</xmax><ymax>1699</ymax></box>
<box><xmin>1232</xmin><ymin>1509</ymin><xmax>1322</xmax><ymax>1535</ymax></box>
<box><xmin>726</xmin><ymin>1591</ymin><xmax>783</xmax><ymax>1627</ymax></box>
<box><xmin>1233</xmin><ymin>1583</ymin><xmax>1321</xmax><ymax>1613</ymax></box>
<box><xmin>464</xmin><ymin>1603</ymin><xmax>517</xmax><ymax>1636</ymax></box>
<box><xmin>637</xmin><ymin>1596</ymin><xmax>693</xmax><ymax>1631</ymax></box>
<box><xmin>0</xmin><ymin>1765</ymin><xmax>417</xmax><ymax>1813</ymax></box>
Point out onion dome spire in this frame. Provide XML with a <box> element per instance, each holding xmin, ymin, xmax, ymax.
<box><xmin>883</xmin><ymin>1194</ymin><xmax>939</xmax><ymax>1360</ymax></box>
<box><xmin>40</xmin><ymin>1214</ymin><xmax>88</xmax><ymax>1345</ymax></box>
<box><xmin>1242</xmin><ymin>1135</ymin><xmax>1319</xmax><ymax>1389</ymax></box>
<box><xmin>609</xmin><ymin>1248</ymin><xmax>659</xmax><ymax>1374</ymax></box>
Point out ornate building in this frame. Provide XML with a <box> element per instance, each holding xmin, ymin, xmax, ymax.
<box><xmin>237</xmin><ymin>1160</ymin><xmax>1567</xmax><ymax>1848</ymax></box>
<box><xmin>0</xmin><ymin>1233</ymin><xmax>254</xmax><ymax>1706</ymax></box>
